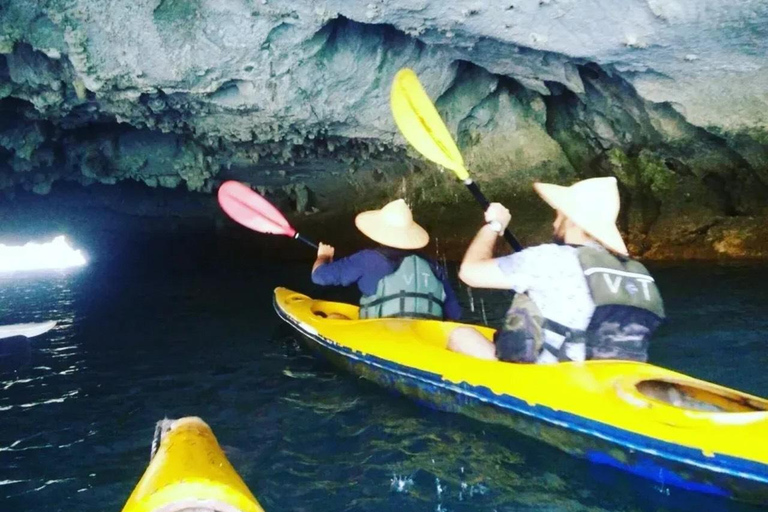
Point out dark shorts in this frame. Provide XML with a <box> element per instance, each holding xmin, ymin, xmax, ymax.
<box><xmin>493</xmin><ymin>330</ymin><xmax>537</xmax><ymax>363</ymax></box>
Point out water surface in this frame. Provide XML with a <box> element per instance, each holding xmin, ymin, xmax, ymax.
<box><xmin>1</xmin><ymin>259</ymin><xmax>767</xmax><ymax>512</ymax></box>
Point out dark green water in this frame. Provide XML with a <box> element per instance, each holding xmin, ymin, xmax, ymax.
<box><xmin>1</xmin><ymin>258</ymin><xmax>767</xmax><ymax>512</ymax></box>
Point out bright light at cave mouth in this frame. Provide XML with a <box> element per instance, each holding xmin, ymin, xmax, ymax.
<box><xmin>0</xmin><ymin>236</ymin><xmax>87</xmax><ymax>273</ymax></box>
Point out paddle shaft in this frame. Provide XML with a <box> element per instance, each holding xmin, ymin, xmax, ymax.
<box><xmin>463</xmin><ymin>179</ymin><xmax>523</xmax><ymax>252</ymax></box>
<box><xmin>293</xmin><ymin>233</ymin><xmax>318</xmax><ymax>249</ymax></box>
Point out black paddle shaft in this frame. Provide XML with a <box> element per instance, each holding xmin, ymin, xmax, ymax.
<box><xmin>464</xmin><ymin>180</ymin><xmax>524</xmax><ymax>252</ymax></box>
<box><xmin>293</xmin><ymin>233</ymin><xmax>319</xmax><ymax>249</ymax></box>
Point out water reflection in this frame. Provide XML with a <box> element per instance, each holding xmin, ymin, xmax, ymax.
<box><xmin>0</xmin><ymin>337</ymin><xmax>31</xmax><ymax>374</ymax></box>
<box><xmin>0</xmin><ymin>263</ymin><xmax>766</xmax><ymax>512</ymax></box>
<box><xmin>0</xmin><ymin>271</ymin><xmax>85</xmax><ymax>504</ymax></box>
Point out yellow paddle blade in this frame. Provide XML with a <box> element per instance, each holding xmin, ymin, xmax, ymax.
<box><xmin>391</xmin><ymin>68</ymin><xmax>469</xmax><ymax>181</ymax></box>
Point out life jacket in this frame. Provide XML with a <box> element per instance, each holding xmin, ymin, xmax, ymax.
<box><xmin>496</xmin><ymin>246</ymin><xmax>665</xmax><ymax>363</ymax></box>
<box><xmin>358</xmin><ymin>254</ymin><xmax>446</xmax><ymax>320</ymax></box>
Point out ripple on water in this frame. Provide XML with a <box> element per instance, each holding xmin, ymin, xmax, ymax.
<box><xmin>2</xmin><ymin>264</ymin><xmax>768</xmax><ymax>512</ymax></box>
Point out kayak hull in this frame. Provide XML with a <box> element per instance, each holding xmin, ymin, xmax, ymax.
<box><xmin>122</xmin><ymin>417</ymin><xmax>263</xmax><ymax>512</ymax></box>
<box><xmin>303</xmin><ymin>334</ymin><xmax>766</xmax><ymax>500</ymax></box>
<box><xmin>274</xmin><ymin>287</ymin><xmax>768</xmax><ymax>504</ymax></box>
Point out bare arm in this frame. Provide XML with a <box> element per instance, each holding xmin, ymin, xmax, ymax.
<box><xmin>458</xmin><ymin>204</ymin><xmax>517</xmax><ymax>290</ymax></box>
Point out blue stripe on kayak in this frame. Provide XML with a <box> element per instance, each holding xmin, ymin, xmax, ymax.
<box><xmin>586</xmin><ymin>450</ymin><xmax>730</xmax><ymax>497</ymax></box>
<box><xmin>276</xmin><ymin>305</ymin><xmax>768</xmax><ymax>490</ymax></box>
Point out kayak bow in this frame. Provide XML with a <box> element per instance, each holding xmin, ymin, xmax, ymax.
<box><xmin>274</xmin><ymin>287</ymin><xmax>768</xmax><ymax>504</ymax></box>
<box><xmin>122</xmin><ymin>417</ymin><xmax>264</xmax><ymax>512</ymax></box>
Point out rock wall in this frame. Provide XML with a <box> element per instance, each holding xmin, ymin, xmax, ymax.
<box><xmin>1</xmin><ymin>0</ymin><xmax>767</xmax><ymax>259</ymax></box>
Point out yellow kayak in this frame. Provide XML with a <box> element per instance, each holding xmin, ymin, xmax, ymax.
<box><xmin>274</xmin><ymin>287</ymin><xmax>768</xmax><ymax>504</ymax></box>
<box><xmin>122</xmin><ymin>417</ymin><xmax>264</xmax><ymax>512</ymax></box>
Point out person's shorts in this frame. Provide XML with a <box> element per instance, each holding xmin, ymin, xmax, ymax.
<box><xmin>493</xmin><ymin>329</ymin><xmax>537</xmax><ymax>363</ymax></box>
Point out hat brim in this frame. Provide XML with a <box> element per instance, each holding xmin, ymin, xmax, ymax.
<box><xmin>355</xmin><ymin>210</ymin><xmax>429</xmax><ymax>249</ymax></box>
<box><xmin>534</xmin><ymin>182</ymin><xmax>628</xmax><ymax>255</ymax></box>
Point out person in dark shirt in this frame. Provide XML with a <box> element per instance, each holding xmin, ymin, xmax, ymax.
<box><xmin>312</xmin><ymin>199</ymin><xmax>461</xmax><ymax>320</ymax></box>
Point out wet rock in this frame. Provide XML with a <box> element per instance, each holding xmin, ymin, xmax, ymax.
<box><xmin>293</xmin><ymin>183</ymin><xmax>310</xmax><ymax>214</ymax></box>
<box><xmin>283</xmin><ymin>183</ymin><xmax>311</xmax><ymax>213</ymax></box>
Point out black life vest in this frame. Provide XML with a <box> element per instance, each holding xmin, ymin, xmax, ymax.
<box><xmin>576</xmin><ymin>246</ymin><xmax>665</xmax><ymax>362</ymax></box>
<box><xmin>497</xmin><ymin>246</ymin><xmax>665</xmax><ymax>363</ymax></box>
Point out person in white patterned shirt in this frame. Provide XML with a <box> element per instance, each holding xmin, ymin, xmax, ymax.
<box><xmin>448</xmin><ymin>177</ymin><xmax>665</xmax><ymax>364</ymax></box>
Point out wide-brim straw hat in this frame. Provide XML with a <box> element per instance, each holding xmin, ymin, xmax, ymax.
<box><xmin>533</xmin><ymin>177</ymin><xmax>628</xmax><ymax>255</ymax></box>
<box><xmin>355</xmin><ymin>199</ymin><xmax>429</xmax><ymax>250</ymax></box>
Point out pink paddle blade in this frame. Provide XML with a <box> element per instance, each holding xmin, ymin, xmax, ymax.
<box><xmin>217</xmin><ymin>181</ymin><xmax>297</xmax><ymax>238</ymax></box>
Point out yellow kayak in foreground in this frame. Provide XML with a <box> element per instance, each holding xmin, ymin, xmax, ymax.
<box><xmin>122</xmin><ymin>417</ymin><xmax>263</xmax><ymax>512</ymax></box>
<box><xmin>274</xmin><ymin>287</ymin><xmax>768</xmax><ymax>504</ymax></box>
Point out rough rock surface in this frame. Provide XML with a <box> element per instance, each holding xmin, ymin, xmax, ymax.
<box><xmin>1</xmin><ymin>0</ymin><xmax>767</xmax><ymax>258</ymax></box>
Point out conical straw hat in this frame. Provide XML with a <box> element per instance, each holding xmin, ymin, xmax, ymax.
<box><xmin>355</xmin><ymin>199</ymin><xmax>429</xmax><ymax>250</ymax></box>
<box><xmin>533</xmin><ymin>177</ymin><xmax>628</xmax><ymax>255</ymax></box>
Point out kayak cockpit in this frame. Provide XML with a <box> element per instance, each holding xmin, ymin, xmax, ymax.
<box><xmin>310</xmin><ymin>300</ymin><xmax>358</xmax><ymax>321</ymax></box>
<box><xmin>619</xmin><ymin>378</ymin><xmax>768</xmax><ymax>415</ymax></box>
